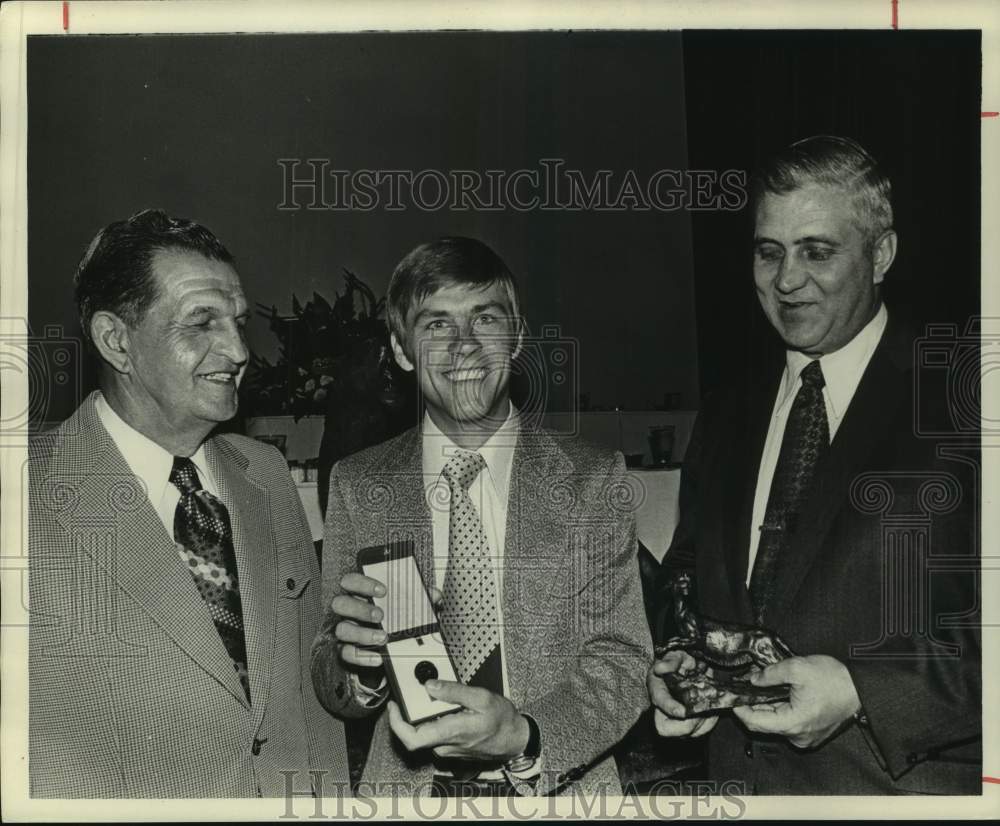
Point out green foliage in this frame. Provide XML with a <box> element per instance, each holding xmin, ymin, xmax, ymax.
<box><xmin>239</xmin><ymin>269</ymin><xmax>389</xmax><ymax>420</ymax></box>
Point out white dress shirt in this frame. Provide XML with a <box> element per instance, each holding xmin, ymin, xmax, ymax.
<box><xmin>94</xmin><ymin>391</ymin><xmax>221</xmax><ymax>542</ymax></box>
<box><xmin>746</xmin><ymin>305</ymin><xmax>888</xmax><ymax>583</ymax></box>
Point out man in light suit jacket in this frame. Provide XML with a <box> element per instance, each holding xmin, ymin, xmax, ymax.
<box><xmin>311</xmin><ymin>237</ymin><xmax>652</xmax><ymax>797</ymax></box>
<box><xmin>648</xmin><ymin>136</ymin><xmax>980</xmax><ymax>793</ymax></box>
<box><xmin>29</xmin><ymin>209</ymin><xmax>349</xmax><ymax>797</ymax></box>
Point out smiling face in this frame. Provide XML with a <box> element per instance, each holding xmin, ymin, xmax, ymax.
<box><xmin>753</xmin><ymin>183</ymin><xmax>896</xmax><ymax>356</ymax></box>
<box><xmin>391</xmin><ymin>281</ymin><xmax>521</xmax><ymax>447</ymax></box>
<box><xmin>117</xmin><ymin>248</ymin><xmax>249</xmax><ymax>451</ymax></box>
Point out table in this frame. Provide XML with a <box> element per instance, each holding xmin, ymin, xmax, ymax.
<box><xmin>627</xmin><ymin>467</ymin><xmax>681</xmax><ymax>561</ymax></box>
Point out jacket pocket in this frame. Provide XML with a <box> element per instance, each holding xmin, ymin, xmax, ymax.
<box><xmin>279</xmin><ymin>563</ymin><xmax>311</xmax><ymax>600</ymax></box>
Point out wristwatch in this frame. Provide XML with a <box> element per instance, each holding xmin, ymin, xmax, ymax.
<box><xmin>505</xmin><ymin>714</ymin><xmax>541</xmax><ymax>773</ymax></box>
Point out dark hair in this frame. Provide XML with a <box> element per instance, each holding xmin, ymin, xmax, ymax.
<box><xmin>751</xmin><ymin>135</ymin><xmax>893</xmax><ymax>248</ymax></box>
<box><xmin>386</xmin><ymin>236</ymin><xmax>521</xmax><ymax>347</ymax></box>
<box><xmin>73</xmin><ymin>208</ymin><xmax>234</xmax><ymax>343</ymax></box>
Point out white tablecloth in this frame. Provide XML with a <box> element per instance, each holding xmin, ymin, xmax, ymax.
<box><xmin>626</xmin><ymin>467</ymin><xmax>681</xmax><ymax>562</ymax></box>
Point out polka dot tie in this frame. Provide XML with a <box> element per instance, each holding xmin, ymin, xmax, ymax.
<box><xmin>437</xmin><ymin>450</ymin><xmax>502</xmax><ymax>689</ymax></box>
<box><xmin>170</xmin><ymin>457</ymin><xmax>250</xmax><ymax>701</ymax></box>
<box><xmin>749</xmin><ymin>359</ymin><xmax>829</xmax><ymax>624</ymax></box>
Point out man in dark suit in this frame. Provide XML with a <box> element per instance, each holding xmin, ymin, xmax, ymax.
<box><xmin>311</xmin><ymin>237</ymin><xmax>652</xmax><ymax>797</ymax></box>
<box><xmin>647</xmin><ymin>136</ymin><xmax>980</xmax><ymax>794</ymax></box>
<box><xmin>29</xmin><ymin>210</ymin><xmax>348</xmax><ymax>797</ymax></box>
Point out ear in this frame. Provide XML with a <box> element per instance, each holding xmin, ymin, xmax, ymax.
<box><xmin>871</xmin><ymin>229</ymin><xmax>898</xmax><ymax>285</ymax></box>
<box><xmin>390</xmin><ymin>331</ymin><xmax>414</xmax><ymax>373</ymax></box>
<box><xmin>90</xmin><ymin>310</ymin><xmax>132</xmax><ymax>374</ymax></box>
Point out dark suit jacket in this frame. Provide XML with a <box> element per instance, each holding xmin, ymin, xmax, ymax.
<box><xmin>661</xmin><ymin>319</ymin><xmax>981</xmax><ymax>794</ymax></box>
<box><xmin>29</xmin><ymin>392</ymin><xmax>350</xmax><ymax>797</ymax></box>
<box><xmin>311</xmin><ymin>425</ymin><xmax>653</xmax><ymax>796</ymax></box>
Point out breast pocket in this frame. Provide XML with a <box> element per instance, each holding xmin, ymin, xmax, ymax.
<box><xmin>279</xmin><ymin>566</ymin><xmax>311</xmax><ymax>601</ymax></box>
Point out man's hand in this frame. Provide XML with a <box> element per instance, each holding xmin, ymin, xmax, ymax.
<box><xmin>387</xmin><ymin>681</ymin><xmax>530</xmax><ymax>762</ymax></box>
<box><xmin>331</xmin><ymin>572</ymin><xmax>443</xmax><ymax>668</ymax></box>
<box><xmin>331</xmin><ymin>573</ymin><xmax>387</xmax><ymax>668</ymax></box>
<box><xmin>733</xmin><ymin>654</ymin><xmax>861</xmax><ymax>749</ymax></box>
<box><xmin>647</xmin><ymin>651</ymin><xmax>719</xmax><ymax>739</ymax></box>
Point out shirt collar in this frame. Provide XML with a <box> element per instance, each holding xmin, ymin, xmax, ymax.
<box><xmin>421</xmin><ymin>403</ymin><xmax>519</xmax><ymax>502</ymax></box>
<box><xmin>94</xmin><ymin>391</ymin><xmax>215</xmax><ymax>499</ymax></box>
<box><xmin>780</xmin><ymin>304</ymin><xmax>888</xmax><ymax>419</ymax></box>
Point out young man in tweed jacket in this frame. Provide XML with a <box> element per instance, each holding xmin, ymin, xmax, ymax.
<box><xmin>311</xmin><ymin>237</ymin><xmax>652</xmax><ymax>797</ymax></box>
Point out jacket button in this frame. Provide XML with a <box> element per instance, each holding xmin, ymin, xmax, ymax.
<box><xmin>286</xmin><ymin>578</ymin><xmax>296</xmax><ymax>590</ymax></box>
<box><xmin>252</xmin><ymin>738</ymin><xmax>264</xmax><ymax>756</ymax></box>
<box><xmin>744</xmin><ymin>741</ymin><xmax>754</xmax><ymax>758</ymax></box>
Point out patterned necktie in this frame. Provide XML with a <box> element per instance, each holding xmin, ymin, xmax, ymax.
<box><xmin>438</xmin><ymin>450</ymin><xmax>503</xmax><ymax>693</ymax></box>
<box><xmin>170</xmin><ymin>457</ymin><xmax>251</xmax><ymax>701</ymax></box>
<box><xmin>750</xmin><ymin>359</ymin><xmax>829</xmax><ymax>623</ymax></box>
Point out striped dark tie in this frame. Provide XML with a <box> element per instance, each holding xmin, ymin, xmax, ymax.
<box><xmin>750</xmin><ymin>360</ymin><xmax>829</xmax><ymax>623</ymax></box>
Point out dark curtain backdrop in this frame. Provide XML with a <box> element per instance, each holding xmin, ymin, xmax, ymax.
<box><xmin>26</xmin><ymin>31</ymin><xmax>696</xmax><ymax>427</ymax></box>
<box><xmin>26</xmin><ymin>30</ymin><xmax>981</xmax><ymax>428</ymax></box>
<box><xmin>682</xmin><ymin>30</ymin><xmax>981</xmax><ymax>398</ymax></box>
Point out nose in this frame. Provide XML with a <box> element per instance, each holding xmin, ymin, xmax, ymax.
<box><xmin>773</xmin><ymin>254</ymin><xmax>809</xmax><ymax>294</ymax></box>
<box><xmin>217</xmin><ymin>321</ymin><xmax>249</xmax><ymax>366</ymax></box>
<box><xmin>448</xmin><ymin>321</ymin><xmax>482</xmax><ymax>356</ymax></box>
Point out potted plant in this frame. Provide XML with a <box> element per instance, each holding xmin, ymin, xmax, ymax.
<box><xmin>239</xmin><ymin>270</ymin><xmax>414</xmax><ymax>513</ymax></box>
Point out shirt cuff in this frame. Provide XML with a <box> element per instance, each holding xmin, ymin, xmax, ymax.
<box><xmin>503</xmin><ymin>714</ymin><xmax>543</xmax><ymax>786</ymax></box>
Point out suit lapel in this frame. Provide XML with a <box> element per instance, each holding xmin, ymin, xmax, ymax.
<box><xmin>502</xmin><ymin>428</ymin><xmax>571</xmax><ymax>708</ymax></box>
<box><xmin>381</xmin><ymin>428</ymin><xmax>435</xmax><ymax>587</ymax></box>
<box><xmin>47</xmin><ymin>394</ymin><xmax>248</xmax><ymax>704</ymax></box>
<box><xmin>206</xmin><ymin>435</ymin><xmax>274</xmax><ymax>716</ymax></box>
<box><xmin>764</xmin><ymin>326</ymin><xmax>909</xmax><ymax>628</ymax></box>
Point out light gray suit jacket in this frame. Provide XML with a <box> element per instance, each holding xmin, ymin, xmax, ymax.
<box><xmin>311</xmin><ymin>425</ymin><xmax>653</xmax><ymax>796</ymax></box>
<box><xmin>29</xmin><ymin>392</ymin><xmax>349</xmax><ymax>797</ymax></box>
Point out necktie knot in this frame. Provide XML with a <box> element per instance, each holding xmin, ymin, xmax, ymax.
<box><xmin>170</xmin><ymin>456</ymin><xmax>201</xmax><ymax>495</ymax></box>
<box><xmin>442</xmin><ymin>450</ymin><xmax>486</xmax><ymax>493</ymax></box>
<box><xmin>800</xmin><ymin>359</ymin><xmax>825</xmax><ymax>390</ymax></box>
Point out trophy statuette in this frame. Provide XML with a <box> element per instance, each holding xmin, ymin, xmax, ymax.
<box><xmin>655</xmin><ymin>572</ymin><xmax>795</xmax><ymax>715</ymax></box>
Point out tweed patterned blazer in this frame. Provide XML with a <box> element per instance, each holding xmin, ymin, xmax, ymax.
<box><xmin>311</xmin><ymin>425</ymin><xmax>653</xmax><ymax>797</ymax></box>
<box><xmin>29</xmin><ymin>392</ymin><xmax>349</xmax><ymax>798</ymax></box>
